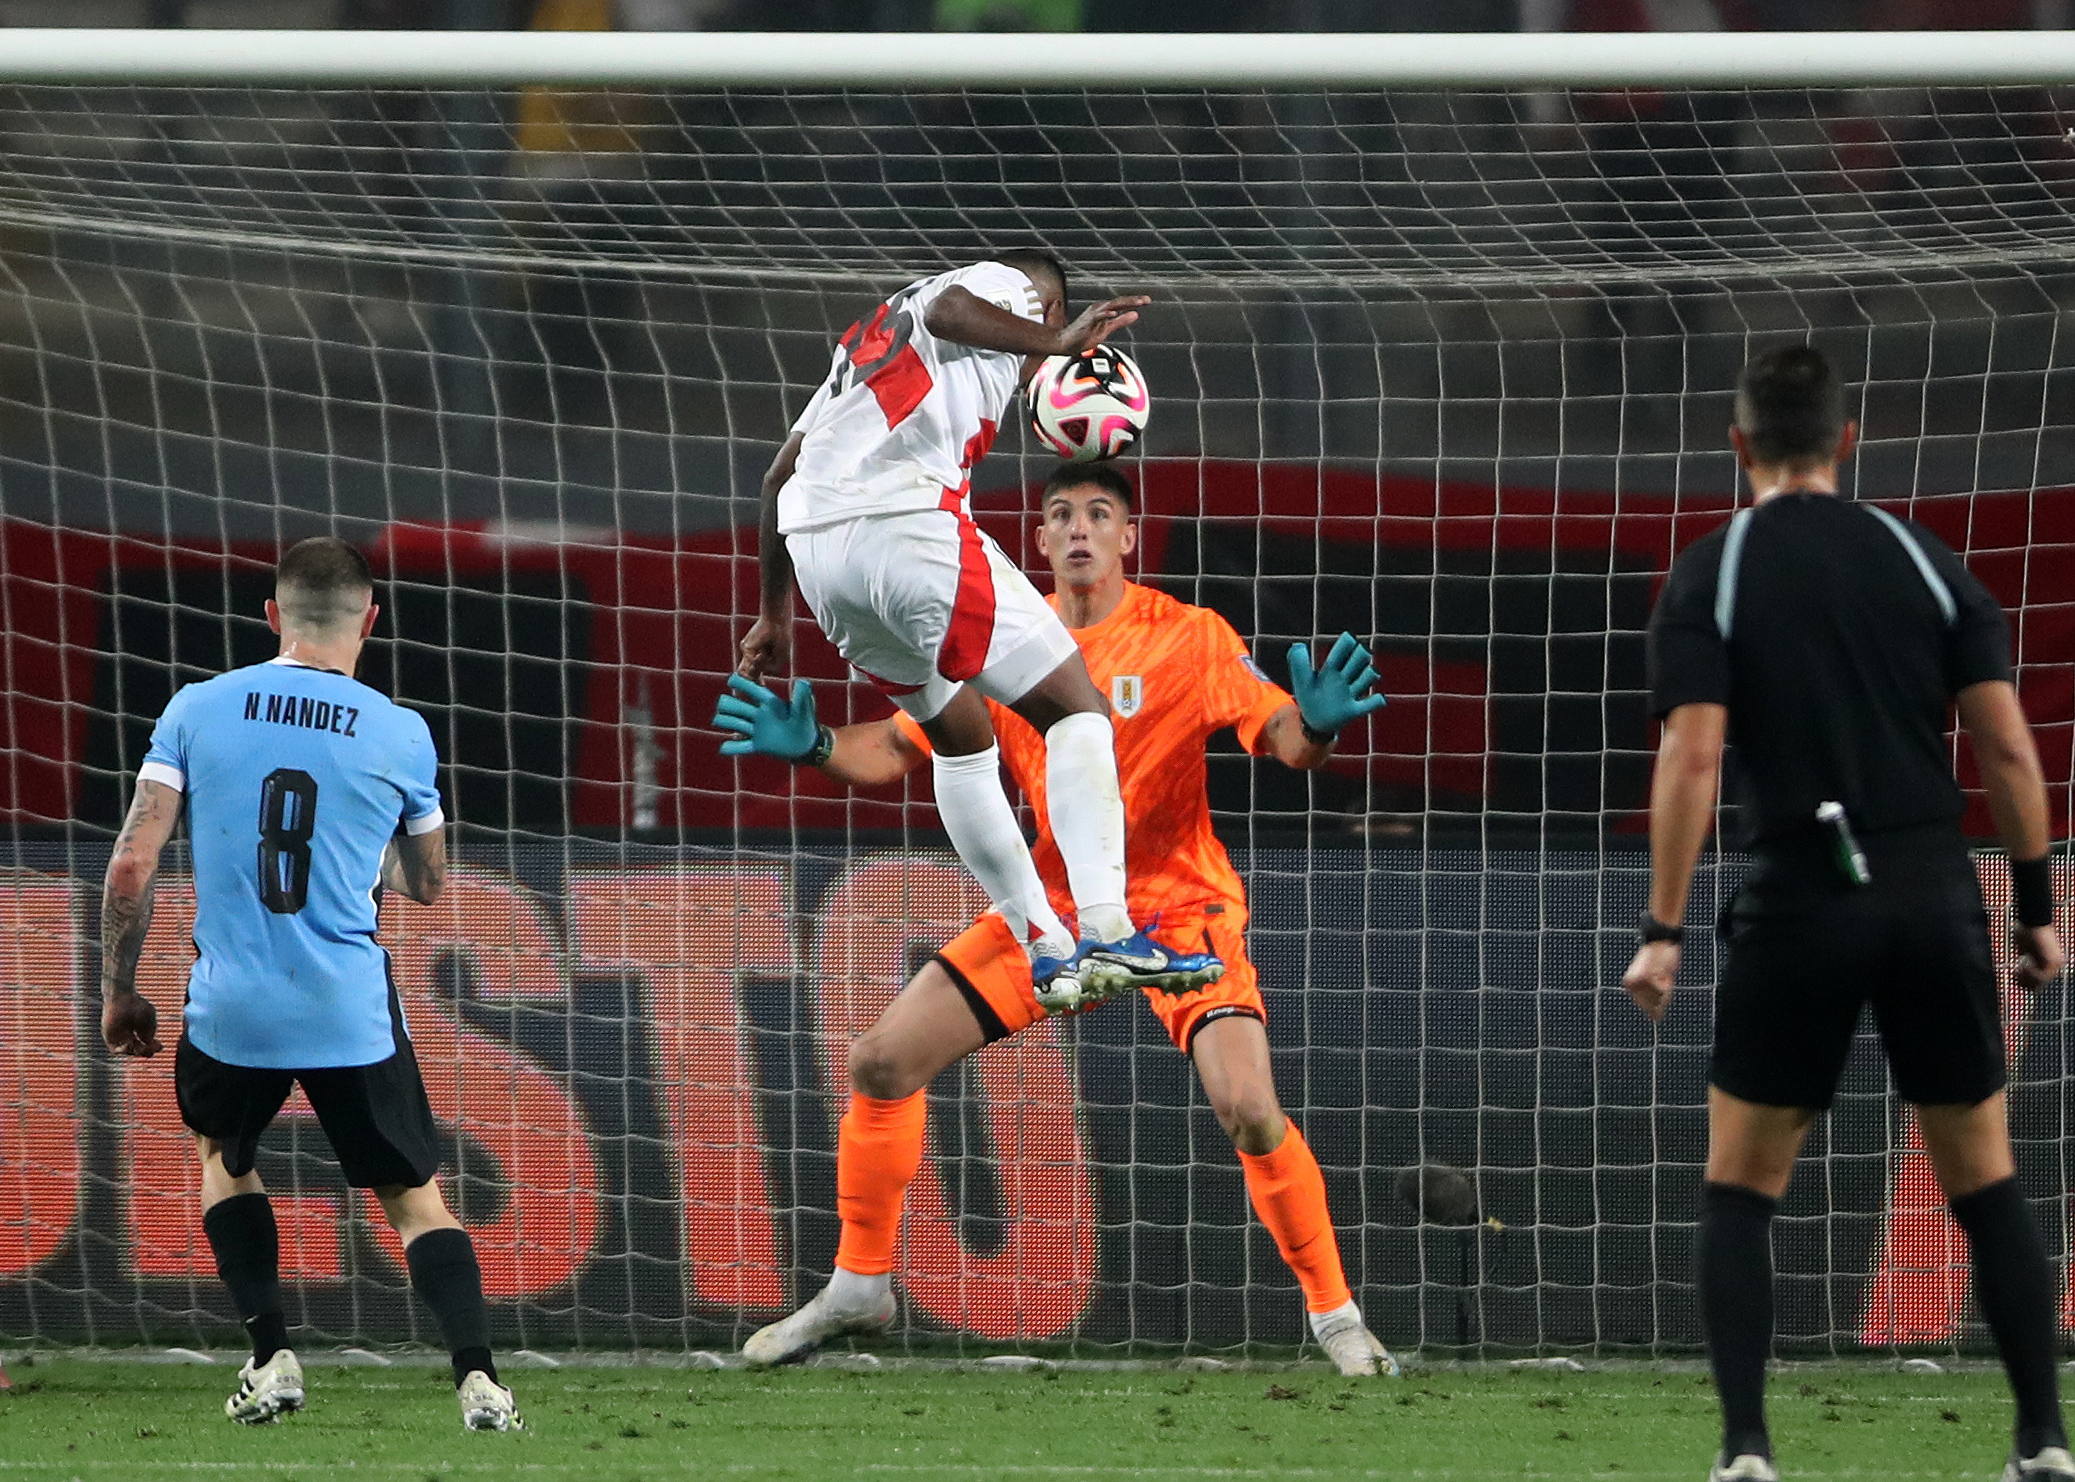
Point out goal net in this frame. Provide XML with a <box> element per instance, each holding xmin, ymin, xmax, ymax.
<box><xmin>1</xmin><ymin>31</ymin><xmax>2071</xmax><ymax>1358</ymax></box>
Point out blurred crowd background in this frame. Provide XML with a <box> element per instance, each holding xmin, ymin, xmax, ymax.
<box><xmin>0</xmin><ymin>0</ymin><xmax>2066</xmax><ymax>34</ymax></box>
<box><xmin>2</xmin><ymin>0</ymin><xmax>2071</xmax><ymax>538</ymax></box>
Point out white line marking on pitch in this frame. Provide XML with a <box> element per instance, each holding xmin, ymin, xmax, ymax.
<box><xmin>0</xmin><ymin>1467</ymin><xmax>1992</xmax><ymax>1480</ymax></box>
<box><xmin>855</xmin><ymin>1469</ymin><xmax>1988</xmax><ymax>1480</ymax></box>
<box><xmin>0</xmin><ymin>1466</ymin><xmax>567</xmax><ymax>1475</ymax></box>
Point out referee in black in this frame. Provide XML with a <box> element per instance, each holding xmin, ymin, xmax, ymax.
<box><xmin>1626</xmin><ymin>345</ymin><xmax>2068</xmax><ymax>1482</ymax></box>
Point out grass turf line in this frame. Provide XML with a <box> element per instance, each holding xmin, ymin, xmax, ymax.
<box><xmin>0</xmin><ymin>1358</ymin><xmax>2023</xmax><ymax>1479</ymax></box>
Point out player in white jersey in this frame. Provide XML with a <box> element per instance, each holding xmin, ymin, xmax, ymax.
<box><xmin>730</xmin><ymin>251</ymin><xmax>1220</xmax><ymax>1002</ymax></box>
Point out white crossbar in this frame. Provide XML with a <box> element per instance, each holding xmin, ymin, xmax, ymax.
<box><xmin>0</xmin><ymin>27</ymin><xmax>2073</xmax><ymax>88</ymax></box>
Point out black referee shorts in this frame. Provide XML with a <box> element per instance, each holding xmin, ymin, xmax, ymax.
<box><xmin>175</xmin><ymin>989</ymin><xmax>443</xmax><ymax>1190</ymax></box>
<box><xmin>1710</xmin><ymin>830</ymin><xmax>2006</xmax><ymax>1112</ymax></box>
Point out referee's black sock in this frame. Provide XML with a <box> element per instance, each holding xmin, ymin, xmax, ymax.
<box><xmin>1698</xmin><ymin>1181</ymin><xmax>1778</xmax><ymax>1462</ymax></box>
<box><xmin>404</xmin><ymin>1226</ymin><xmax>496</xmax><ymax>1389</ymax></box>
<box><xmin>1950</xmin><ymin>1176</ymin><xmax>2068</xmax><ymax>1458</ymax></box>
<box><xmin>202</xmin><ymin>1192</ymin><xmax>288</xmax><ymax>1366</ymax></box>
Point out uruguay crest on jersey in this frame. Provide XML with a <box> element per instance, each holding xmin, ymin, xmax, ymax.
<box><xmin>1111</xmin><ymin>673</ymin><xmax>1144</xmax><ymax>718</ymax></box>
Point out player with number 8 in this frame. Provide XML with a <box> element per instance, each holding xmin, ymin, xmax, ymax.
<box><xmin>96</xmin><ymin>539</ymin><xmax>521</xmax><ymax>1435</ymax></box>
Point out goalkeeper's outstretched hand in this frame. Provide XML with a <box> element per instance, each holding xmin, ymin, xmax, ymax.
<box><xmin>1286</xmin><ymin>632</ymin><xmax>1386</xmax><ymax>739</ymax></box>
<box><xmin>714</xmin><ymin>674</ymin><xmax>821</xmax><ymax>761</ymax></box>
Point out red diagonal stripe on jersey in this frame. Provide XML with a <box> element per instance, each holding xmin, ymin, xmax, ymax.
<box><xmin>865</xmin><ymin>345</ymin><xmax>931</xmax><ymax>428</ymax></box>
<box><xmin>936</xmin><ymin>493</ymin><xmax>996</xmax><ymax>683</ymax></box>
<box><xmin>838</xmin><ymin>303</ymin><xmax>932</xmax><ymax>428</ymax></box>
<box><xmin>961</xmin><ymin>419</ymin><xmax>998</xmax><ymax>472</ymax></box>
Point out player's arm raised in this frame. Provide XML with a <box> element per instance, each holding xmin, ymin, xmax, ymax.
<box><xmin>1269</xmin><ymin>632</ymin><xmax>1387</xmax><ymax>771</ymax></box>
<box><xmin>926</xmin><ymin>284</ymin><xmax>1150</xmax><ymax>360</ymax></box>
<box><xmin>712</xmin><ymin>675</ymin><xmax>925</xmax><ymax>787</ymax></box>
<box><xmin>739</xmin><ymin>431</ymin><xmax>805</xmax><ymax>681</ymax></box>
<box><xmin>381</xmin><ymin>830</ymin><xmax>447</xmax><ymax>907</ymax></box>
<box><xmin>100</xmin><ymin>777</ymin><xmax>182</xmax><ymax>1056</ymax></box>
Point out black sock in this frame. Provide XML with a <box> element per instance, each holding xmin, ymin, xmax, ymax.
<box><xmin>404</xmin><ymin>1227</ymin><xmax>496</xmax><ymax>1388</ymax></box>
<box><xmin>202</xmin><ymin>1193</ymin><xmax>287</xmax><ymax>1365</ymax></box>
<box><xmin>1951</xmin><ymin>1176</ymin><xmax>2067</xmax><ymax>1458</ymax></box>
<box><xmin>1698</xmin><ymin>1181</ymin><xmax>1778</xmax><ymax>1462</ymax></box>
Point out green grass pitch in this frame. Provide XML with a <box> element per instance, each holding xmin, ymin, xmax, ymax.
<box><xmin>0</xmin><ymin>1355</ymin><xmax>2027</xmax><ymax>1479</ymax></box>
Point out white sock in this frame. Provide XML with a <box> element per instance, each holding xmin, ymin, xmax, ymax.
<box><xmin>1308</xmin><ymin>1298</ymin><xmax>1362</xmax><ymax>1338</ymax></box>
<box><xmin>930</xmin><ymin>747</ymin><xmax>1073</xmax><ymax>959</ymax></box>
<box><xmin>825</xmin><ymin>1266</ymin><xmax>891</xmax><ymax>1312</ymax></box>
<box><xmin>1042</xmin><ymin>712</ymin><xmax>1131</xmax><ymax>944</ymax></box>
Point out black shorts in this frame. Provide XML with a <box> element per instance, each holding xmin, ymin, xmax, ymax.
<box><xmin>175</xmin><ymin>1000</ymin><xmax>443</xmax><ymax>1189</ymax></box>
<box><xmin>1710</xmin><ymin>830</ymin><xmax>2005</xmax><ymax>1111</ymax></box>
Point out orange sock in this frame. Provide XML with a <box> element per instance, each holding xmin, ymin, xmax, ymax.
<box><xmin>1238</xmin><ymin>1122</ymin><xmax>1353</xmax><ymax>1314</ymax></box>
<box><xmin>833</xmin><ymin>1091</ymin><xmax>927</xmax><ymax>1276</ymax></box>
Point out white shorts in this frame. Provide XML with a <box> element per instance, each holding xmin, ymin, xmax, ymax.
<box><xmin>787</xmin><ymin>505</ymin><xmax>1078</xmax><ymax>722</ymax></box>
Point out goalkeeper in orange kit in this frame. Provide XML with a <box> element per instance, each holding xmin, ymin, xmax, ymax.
<box><xmin>713</xmin><ymin>462</ymin><xmax>1395</xmax><ymax>1375</ymax></box>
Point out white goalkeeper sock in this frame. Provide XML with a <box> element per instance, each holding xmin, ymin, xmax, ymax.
<box><xmin>930</xmin><ymin>747</ymin><xmax>1073</xmax><ymax>960</ymax></box>
<box><xmin>824</xmin><ymin>1266</ymin><xmax>890</xmax><ymax>1313</ymax></box>
<box><xmin>1043</xmin><ymin>712</ymin><xmax>1132</xmax><ymax>945</ymax></box>
<box><xmin>1307</xmin><ymin>1298</ymin><xmax>1362</xmax><ymax>1341</ymax></box>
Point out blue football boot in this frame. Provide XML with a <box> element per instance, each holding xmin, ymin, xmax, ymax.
<box><xmin>1077</xmin><ymin>930</ymin><xmax>1225</xmax><ymax>999</ymax></box>
<box><xmin>1032</xmin><ymin>940</ymin><xmax>1098</xmax><ymax>1014</ymax></box>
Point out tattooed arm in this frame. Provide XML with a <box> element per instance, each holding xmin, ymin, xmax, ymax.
<box><xmin>380</xmin><ymin>829</ymin><xmax>447</xmax><ymax>907</ymax></box>
<box><xmin>100</xmin><ymin>777</ymin><xmax>181</xmax><ymax>1057</ymax></box>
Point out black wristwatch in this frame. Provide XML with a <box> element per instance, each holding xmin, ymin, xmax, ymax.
<box><xmin>1638</xmin><ymin>910</ymin><xmax>1685</xmax><ymax>945</ymax></box>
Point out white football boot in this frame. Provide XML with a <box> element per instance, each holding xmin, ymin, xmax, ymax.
<box><xmin>1308</xmin><ymin>1302</ymin><xmax>1401</xmax><ymax>1378</ymax></box>
<box><xmin>2006</xmin><ymin>1446</ymin><xmax>2075</xmax><ymax>1481</ymax></box>
<box><xmin>743</xmin><ymin>1285</ymin><xmax>897</xmax><ymax>1367</ymax></box>
<box><xmin>458</xmin><ymin>1369</ymin><xmax>523</xmax><ymax>1432</ymax></box>
<box><xmin>1709</xmin><ymin>1454</ymin><xmax>1779</xmax><ymax>1482</ymax></box>
<box><xmin>224</xmin><ymin>1349</ymin><xmax>304</xmax><ymax>1424</ymax></box>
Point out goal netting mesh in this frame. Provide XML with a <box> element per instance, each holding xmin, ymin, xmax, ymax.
<box><xmin>2</xmin><ymin>63</ymin><xmax>2072</xmax><ymax>1358</ymax></box>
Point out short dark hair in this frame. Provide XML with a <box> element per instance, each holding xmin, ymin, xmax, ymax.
<box><xmin>275</xmin><ymin>536</ymin><xmax>373</xmax><ymax>630</ymax></box>
<box><xmin>993</xmin><ymin>248</ymin><xmax>1067</xmax><ymax>302</ymax></box>
<box><xmin>1042</xmin><ymin>461</ymin><xmax>1135</xmax><ymax>511</ymax></box>
<box><xmin>1735</xmin><ymin>344</ymin><xmax>1846</xmax><ymax>466</ymax></box>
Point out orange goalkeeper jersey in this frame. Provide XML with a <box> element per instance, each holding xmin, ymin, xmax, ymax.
<box><xmin>895</xmin><ymin>581</ymin><xmax>1293</xmax><ymax>921</ymax></box>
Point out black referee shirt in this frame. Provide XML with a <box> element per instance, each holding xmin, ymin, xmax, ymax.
<box><xmin>1647</xmin><ymin>493</ymin><xmax>2011</xmax><ymax>850</ymax></box>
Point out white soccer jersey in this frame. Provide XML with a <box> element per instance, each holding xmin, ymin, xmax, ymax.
<box><xmin>777</xmin><ymin>261</ymin><xmax>1046</xmax><ymax>534</ymax></box>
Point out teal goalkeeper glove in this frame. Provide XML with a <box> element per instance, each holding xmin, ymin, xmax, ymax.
<box><xmin>713</xmin><ymin>674</ymin><xmax>829</xmax><ymax>763</ymax></box>
<box><xmin>1286</xmin><ymin>632</ymin><xmax>1386</xmax><ymax>740</ymax></box>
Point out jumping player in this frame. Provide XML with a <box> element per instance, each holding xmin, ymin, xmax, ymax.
<box><xmin>98</xmin><ymin>538</ymin><xmax>520</xmax><ymax>1432</ymax></box>
<box><xmin>731</xmin><ymin>252</ymin><xmax>1219</xmax><ymax>1005</ymax></box>
<box><xmin>717</xmin><ymin>464</ymin><xmax>1395</xmax><ymax>1374</ymax></box>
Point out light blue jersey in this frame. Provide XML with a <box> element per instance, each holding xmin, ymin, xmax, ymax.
<box><xmin>140</xmin><ymin>657</ymin><xmax>443</xmax><ymax>1069</ymax></box>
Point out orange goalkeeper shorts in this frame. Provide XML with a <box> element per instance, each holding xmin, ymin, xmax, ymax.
<box><xmin>932</xmin><ymin>903</ymin><xmax>1264</xmax><ymax>1052</ymax></box>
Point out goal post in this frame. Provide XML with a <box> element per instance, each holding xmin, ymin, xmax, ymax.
<box><xmin>0</xmin><ymin>29</ymin><xmax>2070</xmax><ymax>1360</ymax></box>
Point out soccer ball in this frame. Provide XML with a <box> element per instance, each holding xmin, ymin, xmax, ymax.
<box><xmin>1026</xmin><ymin>347</ymin><xmax>1149</xmax><ymax>462</ymax></box>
